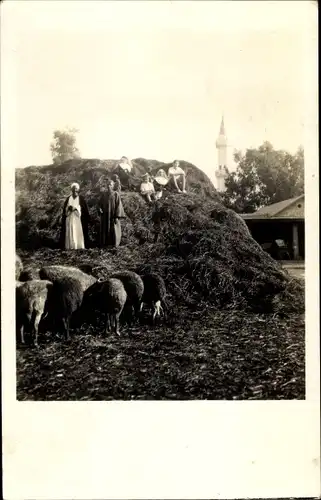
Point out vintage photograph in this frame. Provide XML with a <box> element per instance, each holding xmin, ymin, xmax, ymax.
<box><xmin>14</xmin><ymin>1</ymin><xmax>306</xmax><ymax>402</ymax></box>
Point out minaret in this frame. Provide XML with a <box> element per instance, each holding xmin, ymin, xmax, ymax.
<box><xmin>215</xmin><ymin>116</ymin><xmax>228</xmax><ymax>192</ymax></box>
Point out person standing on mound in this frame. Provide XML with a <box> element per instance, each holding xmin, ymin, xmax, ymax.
<box><xmin>112</xmin><ymin>173</ymin><xmax>122</xmax><ymax>193</ymax></box>
<box><xmin>60</xmin><ymin>182</ymin><xmax>90</xmax><ymax>250</ymax></box>
<box><xmin>168</xmin><ymin>160</ymin><xmax>187</xmax><ymax>193</ymax></box>
<box><xmin>99</xmin><ymin>179</ymin><xmax>126</xmax><ymax>248</ymax></box>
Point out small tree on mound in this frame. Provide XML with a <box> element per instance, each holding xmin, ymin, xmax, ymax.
<box><xmin>222</xmin><ymin>142</ymin><xmax>304</xmax><ymax>213</ymax></box>
<box><xmin>50</xmin><ymin>128</ymin><xmax>80</xmax><ymax>165</ymax></box>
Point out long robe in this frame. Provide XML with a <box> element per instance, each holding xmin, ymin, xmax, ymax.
<box><xmin>99</xmin><ymin>190</ymin><xmax>125</xmax><ymax>247</ymax></box>
<box><xmin>60</xmin><ymin>195</ymin><xmax>90</xmax><ymax>249</ymax></box>
<box><xmin>64</xmin><ymin>196</ymin><xmax>85</xmax><ymax>250</ymax></box>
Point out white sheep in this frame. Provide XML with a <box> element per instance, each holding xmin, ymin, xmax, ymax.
<box><xmin>39</xmin><ymin>265</ymin><xmax>96</xmax><ymax>292</ymax></box>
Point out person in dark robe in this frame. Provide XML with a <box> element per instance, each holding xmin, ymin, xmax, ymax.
<box><xmin>60</xmin><ymin>183</ymin><xmax>90</xmax><ymax>249</ymax></box>
<box><xmin>99</xmin><ymin>179</ymin><xmax>126</xmax><ymax>248</ymax></box>
<box><xmin>112</xmin><ymin>174</ymin><xmax>122</xmax><ymax>193</ymax></box>
<box><xmin>112</xmin><ymin>156</ymin><xmax>142</xmax><ymax>191</ymax></box>
<box><xmin>113</xmin><ymin>156</ymin><xmax>133</xmax><ymax>190</ymax></box>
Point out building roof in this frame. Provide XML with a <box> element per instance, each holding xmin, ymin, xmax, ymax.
<box><xmin>240</xmin><ymin>194</ymin><xmax>304</xmax><ymax>220</ymax></box>
<box><xmin>254</xmin><ymin>194</ymin><xmax>304</xmax><ymax>216</ymax></box>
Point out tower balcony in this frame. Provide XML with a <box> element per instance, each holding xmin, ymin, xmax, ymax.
<box><xmin>215</xmin><ymin>165</ymin><xmax>228</xmax><ymax>178</ymax></box>
<box><xmin>216</xmin><ymin>136</ymin><xmax>227</xmax><ymax>148</ymax></box>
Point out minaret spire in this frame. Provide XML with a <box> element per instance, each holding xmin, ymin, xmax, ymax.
<box><xmin>219</xmin><ymin>115</ymin><xmax>225</xmax><ymax>135</ymax></box>
<box><xmin>215</xmin><ymin>115</ymin><xmax>228</xmax><ymax>192</ymax></box>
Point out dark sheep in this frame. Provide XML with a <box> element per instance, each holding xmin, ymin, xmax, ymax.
<box><xmin>78</xmin><ymin>264</ymin><xmax>94</xmax><ymax>275</ymax></box>
<box><xmin>16</xmin><ymin>254</ymin><xmax>23</xmax><ymax>280</ymax></box>
<box><xmin>110</xmin><ymin>270</ymin><xmax>144</xmax><ymax>321</ymax></box>
<box><xmin>19</xmin><ymin>268</ymin><xmax>39</xmax><ymax>282</ymax></box>
<box><xmin>47</xmin><ymin>277</ymin><xmax>84</xmax><ymax>341</ymax></box>
<box><xmin>82</xmin><ymin>278</ymin><xmax>127</xmax><ymax>335</ymax></box>
<box><xmin>16</xmin><ymin>279</ymin><xmax>53</xmax><ymax>347</ymax></box>
<box><xmin>140</xmin><ymin>273</ymin><xmax>167</xmax><ymax>321</ymax></box>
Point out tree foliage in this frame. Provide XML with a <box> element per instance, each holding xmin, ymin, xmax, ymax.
<box><xmin>222</xmin><ymin>141</ymin><xmax>304</xmax><ymax>213</ymax></box>
<box><xmin>50</xmin><ymin>127</ymin><xmax>80</xmax><ymax>165</ymax></box>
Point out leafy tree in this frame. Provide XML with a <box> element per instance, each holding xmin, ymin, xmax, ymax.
<box><xmin>50</xmin><ymin>127</ymin><xmax>80</xmax><ymax>165</ymax></box>
<box><xmin>222</xmin><ymin>141</ymin><xmax>304</xmax><ymax>213</ymax></box>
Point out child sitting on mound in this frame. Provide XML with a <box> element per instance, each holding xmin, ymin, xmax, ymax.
<box><xmin>140</xmin><ymin>173</ymin><xmax>156</xmax><ymax>203</ymax></box>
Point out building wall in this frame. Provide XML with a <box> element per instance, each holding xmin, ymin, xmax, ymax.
<box><xmin>276</xmin><ymin>197</ymin><xmax>304</xmax><ymax>218</ymax></box>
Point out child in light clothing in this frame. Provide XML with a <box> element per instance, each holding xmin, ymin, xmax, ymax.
<box><xmin>140</xmin><ymin>173</ymin><xmax>156</xmax><ymax>203</ymax></box>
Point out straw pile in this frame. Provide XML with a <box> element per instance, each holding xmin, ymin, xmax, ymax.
<box><xmin>16</xmin><ymin>158</ymin><xmax>301</xmax><ymax>312</ymax></box>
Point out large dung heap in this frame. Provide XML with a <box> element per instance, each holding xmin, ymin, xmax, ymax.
<box><xmin>16</xmin><ymin>157</ymin><xmax>302</xmax><ymax>313</ymax></box>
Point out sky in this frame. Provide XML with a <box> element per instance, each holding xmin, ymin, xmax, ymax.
<box><xmin>1</xmin><ymin>1</ymin><xmax>316</xmax><ymax>184</ymax></box>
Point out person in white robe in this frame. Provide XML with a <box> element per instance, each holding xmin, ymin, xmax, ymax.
<box><xmin>64</xmin><ymin>183</ymin><xmax>85</xmax><ymax>250</ymax></box>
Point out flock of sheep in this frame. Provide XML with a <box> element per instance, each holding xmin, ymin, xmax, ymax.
<box><xmin>15</xmin><ymin>254</ymin><xmax>167</xmax><ymax>348</ymax></box>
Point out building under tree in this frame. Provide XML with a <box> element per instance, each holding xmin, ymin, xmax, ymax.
<box><xmin>241</xmin><ymin>194</ymin><xmax>305</xmax><ymax>261</ymax></box>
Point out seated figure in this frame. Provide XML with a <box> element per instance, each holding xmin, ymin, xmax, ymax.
<box><xmin>167</xmin><ymin>160</ymin><xmax>186</xmax><ymax>193</ymax></box>
<box><xmin>118</xmin><ymin>156</ymin><xmax>133</xmax><ymax>173</ymax></box>
<box><xmin>153</xmin><ymin>168</ymin><xmax>169</xmax><ymax>200</ymax></box>
<box><xmin>113</xmin><ymin>156</ymin><xmax>133</xmax><ymax>190</ymax></box>
<box><xmin>140</xmin><ymin>173</ymin><xmax>156</xmax><ymax>203</ymax></box>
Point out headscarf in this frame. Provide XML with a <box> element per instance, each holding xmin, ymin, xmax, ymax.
<box><xmin>106</xmin><ymin>179</ymin><xmax>115</xmax><ymax>188</ymax></box>
<box><xmin>154</xmin><ymin>169</ymin><xmax>169</xmax><ymax>186</ymax></box>
<box><xmin>71</xmin><ymin>182</ymin><xmax>80</xmax><ymax>190</ymax></box>
<box><xmin>118</xmin><ymin>156</ymin><xmax>133</xmax><ymax>172</ymax></box>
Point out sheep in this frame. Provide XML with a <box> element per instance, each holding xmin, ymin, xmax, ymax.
<box><xmin>109</xmin><ymin>270</ymin><xmax>144</xmax><ymax>322</ymax></box>
<box><xmin>82</xmin><ymin>278</ymin><xmax>127</xmax><ymax>335</ymax></box>
<box><xmin>140</xmin><ymin>273</ymin><xmax>167</xmax><ymax>322</ymax></box>
<box><xmin>78</xmin><ymin>264</ymin><xmax>94</xmax><ymax>275</ymax></box>
<box><xmin>16</xmin><ymin>279</ymin><xmax>53</xmax><ymax>347</ymax></box>
<box><xmin>19</xmin><ymin>268</ymin><xmax>40</xmax><ymax>282</ymax></box>
<box><xmin>47</xmin><ymin>277</ymin><xmax>84</xmax><ymax>341</ymax></box>
<box><xmin>16</xmin><ymin>254</ymin><xmax>23</xmax><ymax>280</ymax></box>
<box><xmin>39</xmin><ymin>265</ymin><xmax>96</xmax><ymax>293</ymax></box>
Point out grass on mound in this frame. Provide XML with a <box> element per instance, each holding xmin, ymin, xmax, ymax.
<box><xmin>18</xmin><ymin>235</ymin><xmax>304</xmax><ymax>316</ymax></box>
<box><xmin>16</xmin><ymin>154</ymin><xmax>299</xmax><ymax>311</ymax></box>
<box><xmin>16</xmin><ymin>247</ymin><xmax>305</xmax><ymax>400</ymax></box>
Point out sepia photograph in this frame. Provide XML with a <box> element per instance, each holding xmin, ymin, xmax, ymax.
<box><xmin>2</xmin><ymin>1</ymin><xmax>319</xmax><ymax>499</ymax></box>
<box><xmin>11</xmin><ymin>1</ymin><xmax>310</xmax><ymax>403</ymax></box>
